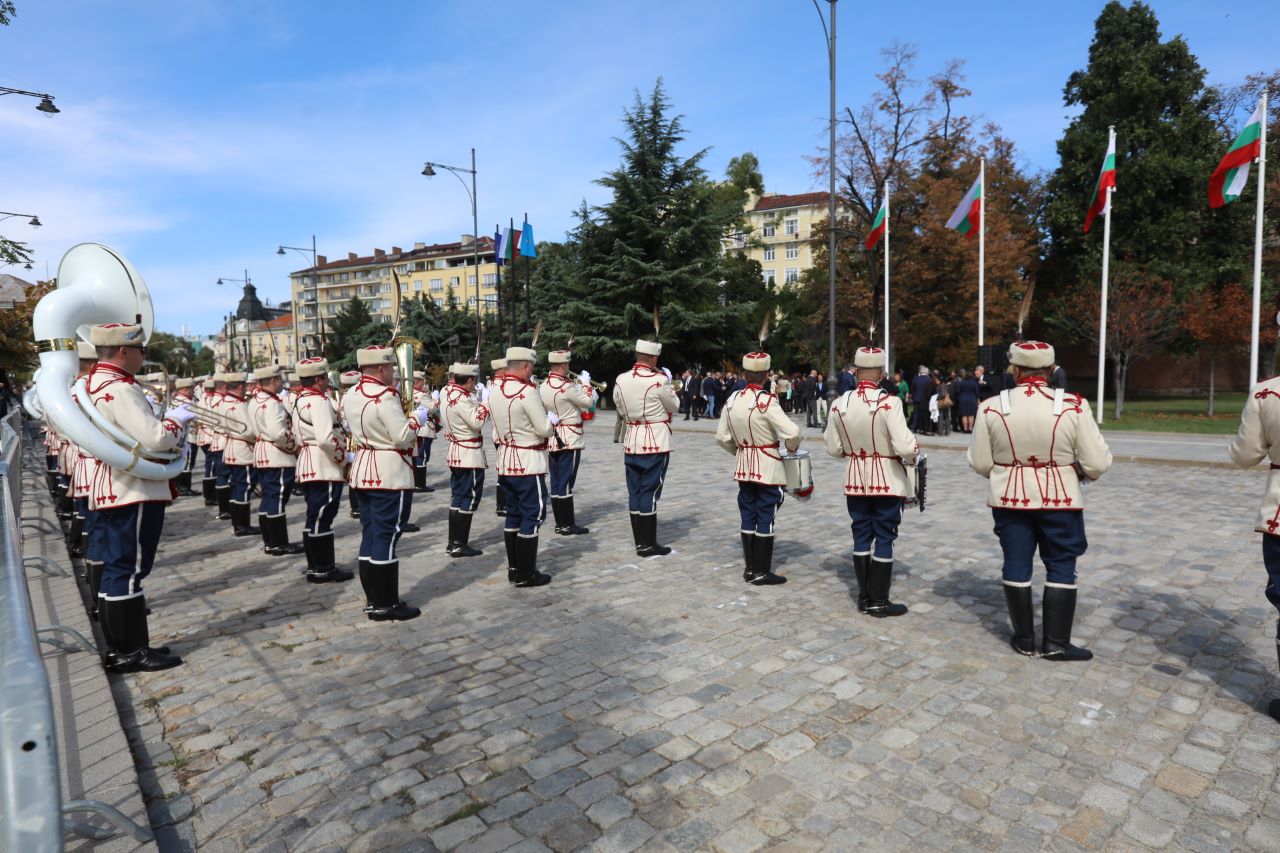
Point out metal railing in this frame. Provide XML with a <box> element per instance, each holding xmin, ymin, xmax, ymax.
<box><xmin>0</xmin><ymin>411</ymin><xmax>153</xmax><ymax>850</ymax></box>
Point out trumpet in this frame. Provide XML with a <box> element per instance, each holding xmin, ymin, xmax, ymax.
<box><xmin>183</xmin><ymin>399</ymin><xmax>249</xmax><ymax>433</ymax></box>
<box><xmin>568</xmin><ymin>370</ymin><xmax>606</xmax><ymax>393</ymax></box>
<box><xmin>671</xmin><ymin>379</ymin><xmax>684</xmax><ymax>394</ymax></box>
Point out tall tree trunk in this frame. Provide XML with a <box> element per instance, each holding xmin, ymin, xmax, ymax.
<box><xmin>1207</xmin><ymin>349</ymin><xmax>1216</xmax><ymax>417</ymax></box>
<box><xmin>1112</xmin><ymin>352</ymin><xmax>1128</xmax><ymax>421</ymax></box>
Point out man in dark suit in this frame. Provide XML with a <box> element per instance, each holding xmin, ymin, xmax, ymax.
<box><xmin>837</xmin><ymin>365</ymin><xmax>856</xmax><ymax>395</ymax></box>
<box><xmin>909</xmin><ymin>366</ymin><xmax>934</xmax><ymax>433</ymax></box>
<box><xmin>703</xmin><ymin>372</ymin><xmax>723</xmax><ymax>419</ymax></box>
<box><xmin>803</xmin><ymin>369</ymin><xmax>820</xmax><ymax>427</ymax></box>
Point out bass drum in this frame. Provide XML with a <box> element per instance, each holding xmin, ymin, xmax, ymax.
<box><xmin>781</xmin><ymin>449</ymin><xmax>814</xmax><ymax>501</ymax></box>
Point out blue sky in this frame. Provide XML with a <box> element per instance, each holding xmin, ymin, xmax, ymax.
<box><xmin>1</xmin><ymin>0</ymin><xmax>1275</xmax><ymax>336</ymax></box>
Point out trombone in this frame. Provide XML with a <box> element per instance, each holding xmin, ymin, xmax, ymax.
<box><xmin>567</xmin><ymin>370</ymin><xmax>606</xmax><ymax>393</ymax></box>
<box><xmin>183</xmin><ymin>399</ymin><xmax>249</xmax><ymax>433</ymax></box>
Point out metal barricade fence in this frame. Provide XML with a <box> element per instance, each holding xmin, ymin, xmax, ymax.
<box><xmin>0</xmin><ymin>410</ymin><xmax>153</xmax><ymax>850</ymax></box>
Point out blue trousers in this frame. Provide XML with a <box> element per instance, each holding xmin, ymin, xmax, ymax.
<box><xmin>847</xmin><ymin>495</ymin><xmax>904</xmax><ymax>560</ymax></box>
<box><xmin>1262</xmin><ymin>536</ymin><xmax>1280</xmax><ymax>619</ymax></box>
<box><xmin>228</xmin><ymin>464</ymin><xmax>251</xmax><ymax>503</ymax></box>
<box><xmin>738</xmin><ymin>482</ymin><xmax>785</xmax><ymax>536</ymax></box>
<box><xmin>258</xmin><ymin>467</ymin><xmax>295</xmax><ymax>517</ymax></box>
<box><xmin>356</xmin><ymin>489</ymin><xmax>412</xmax><ymax>563</ymax></box>
<box><xmin>74</xmin><ymin>497</ymin><xmax>102</xmax><ymax>563</ymax></box>
<box><xmin>414</xmin><ymin>436</ymin><xmax>434</xmax><ymax>467</ymax></box>
<box><xmin>98</xmin><ymin>502</ymin><xmax>165</xmax><ymax>600</ymax></box>
<box><xmin>301</xmin><ymin>481</ymin><xmax>343</xmax><ymax>536</ymax></box>
<box><xmin>449</xmin><ymin>468</ymin><xmax>485</xmax><ymax>513</ymax></box>
<box><xmin>548</xmin><ymin>449</ymin><xmax>581</xmax><ymax>499</ymax></box>
<box><xmin>203</xmin><ymin>446</ymin><xmax>215</xmax><ymax>480</ymax></box>
<box><xmin>624</xmin><ymin>453</ymin><xmax>669</xmax><ymax>514</ymax></box>
<box><xmin>499</xmin><ymin>474</ymin><xmax>547</xmax><ymax>537</ymax></box>
<box><xmin>183</xmin><ymin>442</ymin><xmax>198</xmax><ymax>473</ymax></box>
<box><xmin>992</xmin><ymin>508</ymin><xmax>1087</xmax><ymax>587</ymax></box>
<box><xmin>213</xmin><ymin>450</ymin><xmax>229</xmax><ymax>488</ymax></box>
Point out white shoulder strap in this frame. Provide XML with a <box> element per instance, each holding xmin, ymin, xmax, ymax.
<box><xmin>1051</xmin><ymin>387</ymin><xmax>1065</xmax><ymax>416</ymax></box>
<box><xmin>998</xmin><ymin>389</ymin><xmax>1012</xmax><ymax>415</ymax></box>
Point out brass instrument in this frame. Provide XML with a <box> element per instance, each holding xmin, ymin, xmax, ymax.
<box><xmin>138</xmin><ymin>361</ymin><xmax>173</xmax><ymax>411</ymax></box>
<box><xmin>567</xmin><ymin>370</ymin><xmax>606</xmax><ymax>393</ymax></box>
<box><xmin>391</xmin><ymin>335</ymin><xmax>424</xmax><ymax>416</ymax></box>
<box><xmin>670</xmin><ymin>379</ymin><xmax>684</xmax><ymax>394</ymax></box>
<box><xmin>183</xmin><ymin>399</ymin><xmax>249</xmax><ymax>433</ymax></box>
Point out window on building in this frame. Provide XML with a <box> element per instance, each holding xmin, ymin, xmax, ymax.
<box><xmin>482</xmin><ymin>273</ymin><xmax>496</xmax><ymax>286</ymax></box>
<box><xmin>433</xmin><ymin>298</ymin><xmax>443</xmax><ymax>308</ymax></box>
<box><xmin>763</xmin><ymin>269</ymin><xmax>776</xmax><ymax>285</ymax></box>
<box><xmin>483</xmin><ymin>294</ymin><xmax>498</xmax><ymax>310</ymax></box>
<box><xmin>762</xmin><ymin>223</ymin><xmax>776</xmax><ymax>238</ymax></box>
<box><xmin>430</xmin><ymin>278</ymin><xmax>443</xmax><ymax>291</ymax></box>
<box><xmin>450</xmin><ymin>276</ymin><xmax>461</xmax><ymax>287</ymax></box>
<box><xmin>415</xmin><ymin>261</ymin><xmax>426</xmax><ymax>271</ymax></box>
<box><xmin>784</xmin><ymin>218</ymin><xmax>799</xmax><ymax>236</ymax></box>
<box><xmin>784</xmin><ymin>268</ymin><xmax>800</xmax><ymax>283</ymax></box>
<box><xmin>468</xmin><ymin>275</ymin><xmax>477</xmax><ymax>285</ymax></box>
<box><xmin>468</xmin><ymin>296</ymin><xmax>477</xmax><ymax>306</ymax></box>
<box><xmin>413</xmin><ymin>280</ymin><xmax>423</xmax><ymax>291</ymax></box>
<box><xmin>380</xmin><ymin>283</ymin><xmax>391</xmax><ymax>293</ymax></box>
<box><xmin>763</xmin><ymin>246</ymin><xmax>775</xmax><ymax>262</ymax></box>
<box><xmin>400</xmin><ymin>280</ymin><xmax>409</xmax><ymax>292</ymax></box>
<box><xmin>785</xmin><ymin>245</ymin><xmax>799</xmax><ymax>260</ymax></box>
<box><xmin>397</xmin><ymin>264</ymin><xmax>409</xmax><ymax>275</ymax></box>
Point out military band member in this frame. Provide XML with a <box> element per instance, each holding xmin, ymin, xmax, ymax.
<box><xmin>66</xmin><ymin>341</ymin><xmax>97</xmax><ymax>561</ymax></box>
<box><xmin>220</xmin><ymin>372</ymin><xmax>259</xmax><ymax>536</ymax></box>
<box><xmin>339</xmin><ymin>369</ymin><xmax>361</xmax><ymax>518</ymax></box>
<box><xmin>716</xmin><ymin>351</ymin><xmax>800</xmax><ymax>585</ymax></box>
<box><xmin>172</xmin><ymin>377</ymin><xmax>199</xmax><ymax>496</ymax></box>
<box><xmin>411</xmin><ymin>371</ymin><xmax>437</xmax><ymax>493</ymax></box>
<box><xmin>209</xmin><ymin>373</ymin><xmax>233</xmax><ymax>520</ymax></box>
<box><xmin>613</xmin><ymin>339</ymin><xmax>679</xmax><ymax>556</ymax></box>
<box><xmin>441</xmin><ymin>362</ymin><xmax>488</xmax><ymax>558</ymax></box>
<box><xmin>250</xmin><ymin>365</ymin><xmax>303</xmax><ymax>555</ymax></box>
<box><xmin>86</xmin><ymin>322</ymin><xmax>192</xmax><ymax>672</ymax></box>
<box><xmin>292</xmin><ymin>357</ymin><xmax>354</xmax><ymax>584</ymax></box>
<box><xmin>968</xmin><ymin>341</ymin><xmax>1112</xmax><ymax>660</ymax></box>
<box><xmin>489</xmin><ymin>358</ymin><xmax>509</xmax><ymax>517</ymax></box>
<box><xmin>342</xmin><ymin>345</ymin><xmax>428</xmax><ymax>621</ymax></box>
<box><xmin>1229</xmin><ymin>374</ymin><xmax>1280</xmax><ymax>721</ymax></box>
<box><xmin>824</xmin><ymin>347</ymin><xmax>918</xmax><ymax>615</ymax></box>
<box><xmin>491</xmin><ymin>346</ymin><xmax>557</xmax><ymax>587</ymax></box>
<box><xmin>198</xmin><ymin>378</ymin><xmax>218</xmax><ymax>506</ymax></box>
<box><xmin>540</xmin><ymin>350</ymin><xmax>591</xmax><ymax>536</ymax></box>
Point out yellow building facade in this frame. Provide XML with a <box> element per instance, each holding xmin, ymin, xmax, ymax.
<box><xmin>727</xmin><ymin>191</ymin><xmax>834</xmax><ymax>287</ymax></box>
<box><xmin>288</xmin><ymin>236</ymin><xmax>501</xmax><ymax>357</ymax></box>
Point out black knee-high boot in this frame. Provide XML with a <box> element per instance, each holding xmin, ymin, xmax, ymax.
<box><xmin>852</xmin><ymin>554</ymin><xmax>870</xmax><ymax>612</ymax></box>
<box><xmin>1004</xmin><ymin>584</ymin><xmax>1036</xmax><ymax>656</ymax></box>
<box><xmin>1041</xmin><ymin>586</ymin><xmax>1092</xmax><ymax>661</ymax></box>
<box><xmin>864</xmin><ymin>559</ymin><xmax>906</xmax><ymax>616</ymax></box>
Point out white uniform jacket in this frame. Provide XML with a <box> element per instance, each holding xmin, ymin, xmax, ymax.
<box><xmin>220</xmin><ymin>392</ymin><xmax>257</xmax><ymax>467</ymax></box>
<box><xmin>967</xmin><ymin>377</ymin><xmax>1112</xmax><ymax>510</ymax></box>
<box><xmin>173</xmin><ymin>390</ymin><xmax>198</xmax><ymax>446</ymax></box>
<box><xmin>612</xmin><ymin>363</ymin><xmax>679</xmax><ymax>455</ymax></box>
<box><xmin>86</xmin><ymin>363</ymin><xmax>184</xmax><ymax>509</ymax></box>
<box><xmin>413</xmin><ymin>388</ymin><xmax>439</xmax><ymax>439</ymax></box>
<box><xmin>442</xmin><ymin>383</ymin><xmax>488</xmax><ymax>470</ymax></box>
<box><xmin>824</xmin><ymin>383</ymin><xmax>919</xmax><ymax>497</ymax></box>
<box><xmin>716</xmin><ymin>386</ymin><xmax>801</xmax><ymax>485</ymax></box>
<box><xmin>292</xmin><ymin>388</ymin><xmax>346</xmax><ymax>483</ymax></box>
<box><xmin>250</xmin><ymin>389</ymin><xmax>298</xmax><ymax>469</ymax></box>
<box><xmin>206</xmin><ymin>391</ymin><xmax>229</xmax><ymax>453</ymax></box>
<box><xmin>342</xmin><ymin>377</ymin><xmax>421</xmax><ymax>491</ymax></box>
<box><xmin>1229</xmin><ymin>377</ymin><xmax>1280</xmax><ymax>534</ymax></box>
<box><xmin>490</xmin><ymin>375</ymin><xmax>555</xmax><ymax>477</ymax></box>
<box><xmin>539</xmin><ymin>374</ymin><xmax>591</xmax><ymax>452</ymax></box>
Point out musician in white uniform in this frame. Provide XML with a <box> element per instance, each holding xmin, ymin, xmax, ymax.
<box><xmin>613</xmin><ymin>340</ymin><xmax>680</xmax><ymax>556</ymax></box>
<box><xmin>824</xmin><ymin>347</ymin><xmax>919</xmax><ymax>616</ymax></box>
<box><xmin>442</xmin><ymin>362</ymin><xmax>488</xmax><ymax>558</ymax></box>
<box><xmin>490</xmin><ymin>347</ymin><xmax>558</xmax><ymax>587</ymax></box>
<box><xmin>172</xmin><ymin>377</ymin><xmax>199</xmax><ymax>496</ymax></box>
<box><xmin>489</xmin><ymin>358</ymin><xmax>508</xmax><ymax>517</ymax></box>
<box><xmin>221</xmin><ymin>372</ymin><xmax>259</xmax><ymax>537</ymax></box>
<box><xmin>968</xmin><ymin>341</ymin><xmax>1112</xmax><ymax>660</ymax></box>
<box><xmin>250</xmin><ymin>364</ymin><xmax>303</xmax><ymax>555</ymax></box>
<box><xmin>197</xmin><ymin>377</ymin><xmax>218</xmax><ymax>506</ymax></box>
<box><xmin>291</xmin><ymin>357</ymin><xmax>354</xmax><ymax>584</ymax></box>
<box><xmin>539</xmin><ymin>350</ymin><xmax>592</xmax><ymax>536</ymax></box>
<box><xmin>715</xmin><ymin>351</ymin><xmax>800</xmax><ymax>585</ymax></box>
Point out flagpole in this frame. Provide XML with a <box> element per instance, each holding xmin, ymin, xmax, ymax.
<box><xmin>883</xmin><ymin>183</ymin><xmax>891</xmax><ymax>372</ymax></box>
<box><xmin>978</xmin><ymin>157</ymin><xmax>985</xmax><ymax>348</ymax></box>
<box><xmin>1097</xmin><ymin>126</ymin><xmax>1115</xmax><ymax>425</ymax></box>
<box><xmin>1250</xmin><ymin>92</ymin><xmax>1268</xmax><ymax>389</ymax></box>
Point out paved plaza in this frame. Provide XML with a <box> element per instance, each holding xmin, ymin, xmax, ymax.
<box><xmin>76</xmin><ymin>424</ymin><xmax>1280</xmax><ymax>851</ymax></box>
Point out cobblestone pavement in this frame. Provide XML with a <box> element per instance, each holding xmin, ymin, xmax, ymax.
<box><xmin>119</xmin><ymin>425</ymin><xmax>1280</xmax><ymax>852</ymax></box>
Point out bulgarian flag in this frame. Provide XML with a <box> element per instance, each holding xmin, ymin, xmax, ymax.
<box><xmin>865</xmin><ymin>197</ymin><xmax>887</xmax><ymax>249</ymax></box>
<box><xmin>1083</xmin><ymin>134</ymin><xmax>1116</xmax><ymax>233</ymax></box>
<box><xmin>946</xmin><ymin>173</ymin><xmax>982</xmax><ymax>240</ymax></box>
<box><xmin>1209</xmin><ymin>100</ymin><xmax>1264</xmax><ymax>208</ymax></box>
<box><xmin>502</xmin><ymin>223</ymin><xmax>521</xmax><ymax>264</ymax></box>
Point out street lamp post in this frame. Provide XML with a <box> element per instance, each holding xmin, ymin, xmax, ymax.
<box><xmin>278</xmin><ymin>236</ymin><xmax>319</xmax><ymax>357</ymax></box>
<box><xmin>813</xmin><ymin>0</ymin><xmax>838</xmax><ymax>402</ymax></box>
<box><xmin>217</xmin><ymin>272</ymin><xmax>252</xmax><ymax>369</ymax></box>
<box><xmin>0</xmin><ymin>210</ymin><xmax>42</xmax><ymax>269</ymax></box>
<box><xmin>422</xmin><ymin>149</ymin><xmax>482</xmax><ymax>361</ymax></box>
<box><xmin>0</xmin><ymin>87</ymin><xmax>59</xmax><ymax>114</ymax></box>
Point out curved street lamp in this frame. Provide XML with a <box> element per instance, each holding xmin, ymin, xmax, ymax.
<box><xmin>277</xmin><ymin>236</ymin><xmax>319</xmax><ymax>357</ymax></box>
<box><xmin>0</xmin><ymin>87</ymin><xmax>59</xmax><ymax>114</ymax></box>
<box><xmin>421</xmin><ymin>149</ymin><xmax>482</xmax><ymax>358</ymax></box>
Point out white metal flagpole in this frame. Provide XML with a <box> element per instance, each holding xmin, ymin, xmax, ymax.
<box><xmin>1096</xmin><ymin>126</ymin><xmax>1116</xmax><ymax>425</ymax></box>
<box><xmin>1249</xmin><ymin>91</ymin><xmax>1268</xmax><ymax>389</ymax></box>
<box><xmin>978</xmin><ymin>157</ymin><xmax>985</xmax><ymax>348</ymax></box>
<box><xmin>883</xmin><ymin>182</ymin><xmax>891</xmax><ymax>372</ymax></box>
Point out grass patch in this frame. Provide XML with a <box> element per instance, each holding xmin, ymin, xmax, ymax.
<box><xmin>157</xmin><ymin>755</ymin><xmax>193</xmax><ymax>770</ymax></box>
<box><xmin>310</xmin><ymin>658</ymin><xmax>329</xmax><ymax>666</ymax></box>
<box><xmin>141</xmin><ymin>696</ymin><xmax>160</xmax><ymax>710</ymax></box>
<box><xmin>263</xmin><ymin>641</ymin><xmax>302</xmax><ymax>653</ymax></box>
<box><xmin>227</xmin><ymin>676</ymin><xmax>254</xmax><ymax>685</ymax></box>
<box><xmin>1097</xmin><ymin>393</ymin><xmax>1246</xmax><ymax>435</ymax></box>
<box><xmin>239</xmin><ymin>748</ymin><xmax>260</xmax><ymax>768</ymax></box>
<box><xmin>441</xmin><ymin>801</ymin><xmax>486</xmax><ymax>826</ymax></box>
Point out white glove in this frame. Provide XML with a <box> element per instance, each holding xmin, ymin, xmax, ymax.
<box><xmin>660</xmin><ymin>367</ymin><xmax>672</xmax><ymax>381</ymax></box>
<box><xmin>164</xmin><ymin>405</ymin><xmax>196</xmax><ymax>427</ymax></box>
<box><xmin>346</xmin><ymin>451</ymin><xmax>356</xmax><ymax>465</ymax></box>
<box><xmin>577</xmin><ymin>370</ymin><xmax>591</xmax><ymax>384</ymax></box>
<box><xmin>548</xmin><ymin>412</ymin><xmax>561</xmax><ymax>427</ymax></box>
<box><xmin>478</xmin><ymin>385</ymin><xmax>490</xmax><ymax>404</ymax></box>
<box><xmin>413</xmin><ymin>406</ymin><xmax>429</xmax><ymax>424</ymax></box>
<box><xmin>431</xmin><ymin>389</ymin><xmax>441</xmax><ymax>403</ymax></box>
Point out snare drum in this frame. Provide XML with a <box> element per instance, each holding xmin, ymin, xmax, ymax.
<box><xmin>781</xmin><ymin>449</ymin><xmax>814</xmax><ymax>501</ymax></box>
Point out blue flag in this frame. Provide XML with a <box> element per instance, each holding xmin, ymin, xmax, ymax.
<box><xmin>494</xmin><ymin>225</ymin><xmax>505</xmax><ymax>267</ymax></box>
<box><xmin>519</xmin><ymin>220</ymin><xmax>536</xmax><ymax>258</ymax></box>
